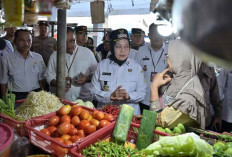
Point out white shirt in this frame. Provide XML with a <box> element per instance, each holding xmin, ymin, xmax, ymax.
<box><xmin>45</xmin><ymin>46</ymin><xmax>97</xmax><ymax>101</ymax></box>
<box><xmin>216</xmin><ymin>68</ymin><xmax>232</xmax><ymax>122</ymax></box>
<box><xmin>0</xmin><ymin>49</ymin><xmax>46</xmax><ymax>92</ymax></box>
<box><xmin>135</xmin><ymin>43</ymin><xmax>168</xmax><ymax>105</ymax></box>
<box><xmin>106</xmin><ymin>49</ymin><xmax>138</xmax><ymax>60</ymax></box>
<box><xmin>90</xmin><ymin>58</ymin><xmax>146</xmax><ymax>115</ymax></box>
<box><xmin>0</xmin><ymin>40</ymin><xmax>13</xmax><ymax>57</ymax></box>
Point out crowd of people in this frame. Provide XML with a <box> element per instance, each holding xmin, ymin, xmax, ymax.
<box><xmin>0</xmin><ymin>21</ymin><xmax>231</xmax><ymax>133</ymax></box>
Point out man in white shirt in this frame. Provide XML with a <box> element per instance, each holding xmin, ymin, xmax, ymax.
<box><xmin>135</xmin><ymin>23</ymin><xmax>168</xmax><ymax>113</ymax></box>
<box><xmin>0</xmin><ymin>29</ymin><xmax>46</xmax><ymax>100</ymax></box>
<box><xmin>45</xmin><ymin>27</ymin><xmax>97</xmax><ymax>101</ymax></box>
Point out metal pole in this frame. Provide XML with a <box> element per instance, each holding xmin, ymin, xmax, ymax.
<box><xmin>56</xmin><ymin>9</ymin><xmax>66</xmax><ymax>99</ymax></box>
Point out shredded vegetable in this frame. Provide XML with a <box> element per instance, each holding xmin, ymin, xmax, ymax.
<box><xmin>15</xmin><ymin>91</ymin><xmax>63</xmax><ymax>120</ymax></box>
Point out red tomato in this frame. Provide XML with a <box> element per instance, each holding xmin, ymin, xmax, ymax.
<box><xmin>92</xmin><ymin>110</ymin><xmax>99</xmax><ymax>119</ymax></box>
<box><xmin>69</xmin><ymin>128</ymin><xmax>78</xmax><ymax>136</ymax></box>
<box><xmin>90</xmin><ymin>118</ymin><xmax>100</xmax><ymax>128</ymax></box>
<box><xmin>104</xmin><ymin>114</ymin><xmax>114</xmax><ymax>122</ymax></box>
<box><xmin>70</xmin><ymin>124</ymin><xmax>75</xmax><ymax>129</ymax></box>
<box><xmin>99</xmin><ymin>120</ymin><xmax>110</xmax><ymax>128</ymax></box>
<box><xmin>53</xmin><ymin>130</ymin><xmax>61</xmax><ymax>137</ymax></box>
<box><xmin>80</xmin><ymin>110</ymin><xmax>90</xmax><ymax>120</ymax></box>
<box><xmin>48</xmin><ymin>116</ymin><xmax>60</xmax><ymax>126</ymax></box>
<box><xmin>59</xmin><ymin>105</ymin><xmax>71</xmax><ymax>115</ymax></box>
<box><xmin>58</xmin><ymin>122</ymin><xmax>71</xmax><ymax>135</ymax></box>
<box><xmin>60</xmin><ymin>115</ymin><xmax>71</xmax><ymax>123</ymax></box>
<box><xmin>40</xmin><ymin>128</ymin><xmax>50</xmax><ymax>136</ymax></box>
<box><xmin>64</xmin><ymin>140</ymin><xmax>73</xmax><ymax>146</ymax></box>
<box><xmin>87</xmin><ymin>115</ymin><xmax>92</xmax><ymax>122</ymax></box>
<box><xmin>79</xmin><ymin>120</ymin><xmax>90</xmax><ymax>130</ymax></box>
<box><xmin>70</xmin><ymin>135</ymin><xmax>82</xmax><ymax>143</ymax></box>
<box><xmin>95</xmin><ymin>112</ymin><xmax>104</xmax><ymax>121</ymax></box>
<box><xmin>61</xmin><ymin>134</ymin><xmax>71</xmax><ymax>141</ymax></box>
<box><xmin>71</xmin><ymin>106</ymin><xmax>82</xmax><ymax>116</ymax></box>
<box><xmin>54</xmin><ymin>138</ymin><xmax>65</xmax><ymax>144</ymax></box>
<box><xmin>85</xmin><ymin>125</ymin><xmax>96</xmax><ymax>135</ymax></box>
<box><xmin>76</xmin><ymin>130</ymin><xmax>85</xmax><ymax>138</ymax></box>
<box><xmin>47</xmin><ymin>126</ymin><xmax>57</xmax><ymax>136</ymax></box>
<box><xmin>71</xmin><ymin>116</ymin><xmax>80</xmax><ymax>126</ymax></box>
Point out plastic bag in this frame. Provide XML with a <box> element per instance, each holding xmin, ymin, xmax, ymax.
<box><xmin>2</xmin><ymin>0</ymin><xmax>24</xmax><ymax>27</ymax></box>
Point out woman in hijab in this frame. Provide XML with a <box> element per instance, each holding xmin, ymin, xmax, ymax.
<box><xmin>90</xmin><ymin>29</ymin><xmax>146</xmax><ymax>115</ymax></box>
<box><xmin>150</xmin><ymin>39</ymin><xmax>207</xmax><ymax>129</ymax></box>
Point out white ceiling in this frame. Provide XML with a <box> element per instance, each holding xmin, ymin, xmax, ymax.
<box><xmin>67</xmin><ymin>0</ymin><xmax>151</xmax><ymax>17</ymax></box>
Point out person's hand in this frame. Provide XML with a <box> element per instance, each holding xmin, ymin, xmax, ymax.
<box><xmin>211</xmin><ymin>116</ymin><xmax>222</xmax><ymax>131</ymax></box>
<box><xmin>110</xmin><ymin>85</ymin><xmax>130</xmax><ymax>101</ymax></box>
<box><xmin>74</xmin><ymin>73</ymin><xmax>87</xmax><ymax>85</ymax></box>
<box><xmin>151</xmin><ymin>69</ymin><xmax>172</xmax><ymax>89</ymax></box>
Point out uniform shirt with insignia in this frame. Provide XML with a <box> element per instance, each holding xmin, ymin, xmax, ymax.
<box><xmin>0</xmin><ymin>50</ymin><xmax>46</xmax><ymax>92</ymax></box>
<box><xmin>135</xmin><ymin>42</ymin><xmax>168</xmax><ymax>106</ymax></box>
<box><xmin>90</xmin><ymin>58</ymin><xmax>146</xmax><ymax>115</ymax></box>
<box><xmin>32</xmin><ymin>36</ymin><xmax>57</xmax><ymax>66</ymax></box>
<box><xmin>45</xmin><ymin>45</ymin><xmax>97</xmax><ymax>102</ymax></box>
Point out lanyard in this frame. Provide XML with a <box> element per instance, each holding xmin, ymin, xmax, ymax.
<box><xmin>149</xmin><ymin>48</ymin><xmax>164</xmax><ymax>72</ymax></box>
<box><xmin>66</xmin><ymin>47</ymin><xmax>78</xmax><ymax>76</ymax></box>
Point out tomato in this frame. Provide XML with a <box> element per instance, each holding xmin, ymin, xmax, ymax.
<box><xmin>77</xmin><ymin>130</ymin><xmax>85</xmax><ymax>138</ymax></box>
<box><xmin>59</xmin><ymin>105</ymin><xmax>71</xmax><ymax>115</ymax></box>
<box><xmin>99</xmin><ymin>120</ymin><xmax>110</xmax><ymax>128</ymax></box>
<box><xmin>70</xmin><ymin>124</ymin><xmax>75</xmax><ymax>129</ymax></box>
<box><xmin>53</xmin><ymin>130</ymin><xmax>61</xmax><ymax>137</ymax></box>
<box><xmin>60</xmin><ymin>115</ymin><xmax>71</xmax><ymax>123</ymax></box>
<box><xmin>69</xmin><ymin>128</ymin><xmax>78</xmax><ymax>136</ymax></box>
<box><xmin>87</xmin><ymin>115</ymin><xmax>92</xmax><ymax>122</ymax></box>
<box><xmin>95</xmin><ymin>111</ymin><xmax>104</xmax><ymax>121</ymax></box>
<box><xmin>47</xmin><ymin>126</ymin><xmax>57</xmax><ymax>136</ymax></box>
<box><xmin>71</xmin><ymin>106</ymin><xmax>82</xmax><ymax>116</ymax></box>
<box><xmin>104</xmin><ymin>114</ymin><xmax>114</xmax><ymax>122</ymax></box>
<box><xmin>80</xmin><ymin>110</ymin><xmax>90</xmax><ymax>120</ymax></box>
<box><xmin>71</xmin><ymin>116</ymin><xmax>80</xmax><ymax>126</ymax></box>
<box><xmin>70</xmin><ymin>135</ymin><xmax>82</xmax><ymax>143</ymax></box>
<box><xmin>90</xmin><ymin>118</ymin><xmax>99</xmax><ymax>127</ymax></box>
<box><xmin>64</xmin><ymin>140</ymin><xmax>73</xmax><ymax>146</ymax></box>
<box><xmin>92</xmin><ymin>110</ymin><xmax>99</xmax><ymax>119</ymax></box>
<box><xmin>54</xmin><ymin>138</ymin><xmax>65</xmax><ymax>144</ymax></box>
<box><xmin>61</xmin><ymin>134</ymin><xmax>71</xmax><ymax>141</ymax></box>
<box><xmin>48</xmin><ymin>116</ymin><xmax>60</xmax><ymax>126</ymax></box>
<box><xmin>40</xmin><ymin>128</ymin><xmax>50</xmax><ymax>136</ymax></box>
<box><xmin>58</xmin><ymin>122</ymin><xmax>71</xmax><ymax>135</ymax></box>
<box><xmin>85</xmin><ymin>125</ymin><xmax>96</xmax><ymax>135</ymax></box>
<box><xmin>79</xmin><ymin>120</ymin><xmax>90</xmax><ymax>130</ymax></box>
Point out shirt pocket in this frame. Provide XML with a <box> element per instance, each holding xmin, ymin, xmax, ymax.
<box><xmin>124</xmin><ymin>75</ymin><xmax>137</xmax><ymax>92</ymax></box>
<box><xmin>46</xmin><ymin>43</ymin><xmax>54</xmax><ymax>53</ymax></box>
<box><xmin>10</xmin><ymin>70</ymin><xmax>23</xmax><ymax>82</ymax></box>
<box><xmin>99</xmin><ymin>75</ymin><xmax>116</xmax><ymax>91</ymax></box>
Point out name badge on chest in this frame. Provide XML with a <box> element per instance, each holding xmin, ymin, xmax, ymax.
<box><xmin>143</xmin><ymin>57</ymin><xmax>150</xmax><ymax>60</ymax></box>
<box><xmin>102</xmin><ymin>72</ymin><xmax>111</xmax><ymax>76</ymax></box>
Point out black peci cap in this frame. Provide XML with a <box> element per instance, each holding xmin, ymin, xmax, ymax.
<box><xmin>110</xmin><ymin>29</ymin><xmax>129</xmax><ymax>42</ymax></box>
<box><xmin>38</xmin><ymin>21</ymin><xmax>49</xmax><ymax>26</ymax></box>
<box><xmin>75</xmin><ymin>26</ymin><xmax>87</xmax><ymax>33</ymax></box>
<box><xmin>131</xmin><ymin>28</ymin><xmax>142</xmax><ymax>35</ymax></box>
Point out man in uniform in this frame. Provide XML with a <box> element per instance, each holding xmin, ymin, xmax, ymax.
<box><xmin>135</xmin><ymin>23</ymin><xmax>168</xmax><ymax>113</ymax></box>
<box><xmin>0</xmin><ymin>29</ymin><xmax>46</xmax><ymax>100</ymax></box>
<box><xmin>2</xmin><ymin>27</ymin><xmax>17</xmax><ymax>45</ymax></box>
<box><xmin>45</xmin><ymin>27</ymin><xmax>97</xmax><ymax>101</ymax></box>
<box><xmin>130</xmin><ymin>28</ymin><xmax>143</xmax><ymax>50</ymax></box>
<box><xmin>32</xmin><ymin>21</ymin><xmax>57</xmax><ymax>66</ymax></box>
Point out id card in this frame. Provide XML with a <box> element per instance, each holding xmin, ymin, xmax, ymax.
<box><xmin>66</xmin><ymin>77</ymin><xmax>72</xmax><ymax>88</ymax></box>
<box><xmin>150</xmin><ymin>72</ymin><xmax>157</xmax><ymax>82</ymax></box>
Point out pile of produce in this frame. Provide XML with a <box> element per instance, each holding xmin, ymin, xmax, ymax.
<box><xmin>213</xmin><ymin>141</ymin><xmax>232</xmax><ymax>157</ymax></box>
<box><xmin>82</xmin><ymin>141</ymin><xmax>141</xmax><ymax>157</ymax></box>
<box><xmin>15</xmin><ymin>91</ymin><xmax>63</xmax><ymax>120</ymax></box>
<box><xmin>141</xmin><ymin>133</ymin><xmax>214</xmax><ymax>157</ymax></box>
<box><xmin>156</xmin><ymin>123</ymin><xmax>186</xmax><ymax>135</ymax></box>
<box><xmin>40</xmin><ymin>105</ymin><xmax>114</xmax><ymax>145</ymax></box>
<box><xmin>101</xmin><ymin>105</ymin><xmax>120</xmax><ymax>117</ymax></box>
<box><xmin>72</xmin><ymin>99</ymin><xmax>95</xmax><ymax>109</ymax></box>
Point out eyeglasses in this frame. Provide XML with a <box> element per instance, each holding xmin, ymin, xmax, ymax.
<box><xmin>66</xmin><ymin>39</ymin><xmax>75</xmax><ymax>44</ymax></box>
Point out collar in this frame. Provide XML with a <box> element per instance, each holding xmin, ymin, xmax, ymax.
<box><xmin>149</xmin><ymin>42</ymin><xmax>165</xmax><ymax>52</ymax></box>
<box><xmin>14</xmin><ymin>49</ymin><xmax>33</xmax><ymax>58</ymax></box>
<box><xmin>109</xmin><ymin>58</ymin><xmax>130</xmax><ymax>65</ymax></box>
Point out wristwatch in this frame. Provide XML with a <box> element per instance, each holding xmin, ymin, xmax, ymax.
<box><xmin>150</xmin><ymin>100</ymin><xmax>162</xmax><ymax>113</ymax></box>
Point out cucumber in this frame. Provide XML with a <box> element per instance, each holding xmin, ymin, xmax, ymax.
<box><xmin>177</xmin><ymin>123</ymin><xmax>186</xmax><ymax>133</ymax></box>
<box><xmin>136</xmin><ymin>110</ymin><xmax>157</xmax><ymax>150</ymax></box>
<box><xmin>165</xmin><ymin>128</ymin><xmax>173</xmax><ymax>135</ymax></box>
<box><xmin>173</xmin><ymin>127</ymin><xmax>182</xmax><ymax>134</ymax></box>
<box><xmin>112</xmin><ymin>104</ymin><xmax>134</xmax><ymax>144</ymax></box>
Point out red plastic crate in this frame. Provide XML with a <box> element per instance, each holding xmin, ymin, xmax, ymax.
<box><xmin>70</xmin><ymin>122</ymin><xmax>170</xmax><ymax>157</ymax></box>
<box><xmin>25</xmin><ymin>106</ymin><xmax>114</xmax><ymax>157</ymax></box>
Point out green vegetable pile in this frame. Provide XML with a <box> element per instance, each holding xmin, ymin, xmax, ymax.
<box><xmin>82</xmin><ymin>141</ymin><xmax>141</xmax><ymax>157</ymax></box>
<box><xmin>0</xmin><ymin>84</ymin><xmax>17</xmax><ymax>119</ymax></box>
<box><xmin>156</xmin><ymin>123</ymin><xmax>186</xmax><ymax>135</ymax></box>
<box><xmin>214</xmin><ymin>141</ymin><xmax>232</xmax><ymax>157</ymax></box>
<box><xmin>141</xmin><ymin>134</ymin><xmax>214</xmax><ymax>157</ymax></box>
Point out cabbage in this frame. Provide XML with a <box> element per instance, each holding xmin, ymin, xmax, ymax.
<box><xmin>72</xmin><ymin>99</ymin><xmax>94</xmax><ymax>109</ymax></box>
<box><xmin>141</xmin><ymin>133</ymin><xmax>214</xmax><ymax>157</ymax></box>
